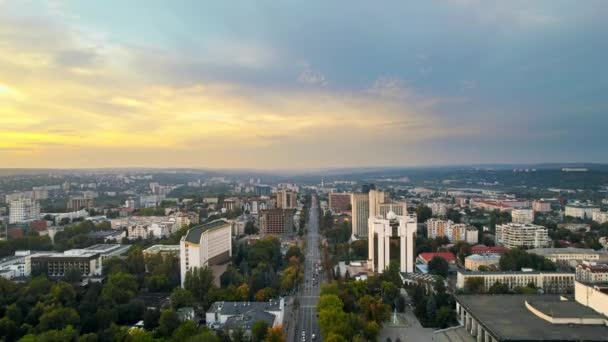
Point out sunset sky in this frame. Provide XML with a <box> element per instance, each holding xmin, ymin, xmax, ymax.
<box><xmin>1</xmin><ymin>1</ymin><xmax>607</xmax><ymax>169</ymax></box>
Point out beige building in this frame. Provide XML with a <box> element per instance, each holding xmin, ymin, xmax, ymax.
<box><xmin>565</xmin><ymin>203</ymin><xmax>600</xmax><ymax>219</ymax></box>
<box><xmin>464</xmin><ymin>254</ymin><xmax>501</xmax><ymax>271</ymax></box>
<box><xmin>532</xmin><ymin>200</ymin><xmax>552</xmax><ymax>213</ymax></box>
<box><xmin>427</xmin><ymin>219</ymin><xmax>478</xmax><ymax>243</ymax></box>
<box><xmin>351</xmin><ymin>190</ymin><xmax>407</xmax><ymax>238</ymax></box>
<box><xmin>528</xmin><ymin>247</ymin><xmax>601</xmax><ymax>263</ymax></box>
<box><xmin>576</xmin><ymin>261</ymin><xmax>608</xmax><ymax>283</ymax></box>
<box><xmin>593</xmin><ymin>211</ymin><xmax>608</xmax><ymax>224</ymax></box>
<box><xmin>276</xmin><ymin>189</ymin><xmax>297</xmax><ymax>209</ymax></box>
<box><xmin>457</xmin><ymin>270</ymin><xmax>575</xmax><ymax>294</ymax></box>
<box><xmin>180</xmin><ymin>219</ymin><xmax>232</xmax><ymax>286</ymax></box>
<box><xmin>329</xmin><ymin>192</ymin><xmax>351</xmax><ymax>213</ymax></box>
<box><xmin>495</xmin><ymin>223</ymin><xmax>550</xmax><ymax>249</ymax></box>
<box><xmin>511</xmin><ymin>209</ymin><xmax>535</xmax><ymax>224</ymax></box>
<box><xmin>351</xmin><ymin>193</ymin><xmax>370</xmax><ymax>237</ymax></box>
<box><xmin>575</xmin><ymin>281</ymin><xmax>608</xmax><ymax>317</ymax></box>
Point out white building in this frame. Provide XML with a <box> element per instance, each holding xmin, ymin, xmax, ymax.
<box><xmin>112</xmin><ymin>216</ymin><xmax>178</xmax><ymax>239</ymax></box>
<box><xmin>565</xmin><ymin>203</ymin><xmax>600</xmax><ymax>220</ymax></box>
<box><xmin>9</xmin><ymin>198</ymin><xmax>41</xmax><ymax>224</ymax></box>
<box><xmin>180</xmin><ymin>219</ymin><xmax>232</xmax><ymax>286</ymax></box>
<box><xmin>427</xmin><ymin>219</ymin><xmax>478</xmax><ymax>243</ymax></box>
<box><xmin>527</xmin><ymin>247</ymin><xmax>602</xmax><ymax>263</ymax></box>
<box><xmin>206</xmin><ymin>299</ymin><xmax>284</xmax><ymax>339</ymax></box>
<box><xmin>368</xmin><ymin>211</ymin><xmax>417</xmax><ymax>273</ymax></box>
<box><xmin>456</xmin><ymin>270</ymin><xmax>575</xmax><ymax>293</ymax></box>
<box><xmin>511</xmin><ymin>209</ymin><xmax>534</xmax><ymax>224</ymax></box>
<box><xmin>495</xmin><ymin>223</ymin><xmax>550</xmax><ymax>249</ymax></box>
<box><xmin>592</xmin><ymin>211</ymin><xmax>608</xmax><ymax>224</ymax></box>
<box><xmin>576</xmin><ymin>261</ymin><xmax>608</xmax><ymax>283</ymax></box>
<box><xmin>428</xmin><ymin>202</ymin><xmax>448</xmax><ymax>216</ymax></box>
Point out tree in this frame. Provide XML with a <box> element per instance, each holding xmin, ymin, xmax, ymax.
<box><xmin>255</xmin><ymin>287</ymin><xmax>275</xmax><ymax>302</ymax></box>
<box><xmin>236</xmin><ymin>284</ymin><xmax>250</xmax><ymax>301</ymax></box>
<box><xmin>416</xmin><ymin>205</ymin><xmax>433</xmax><ymax>223</ymax></box>
<box><xmin>159</xmin><ymin>310</ymin><xmax>181</xmax><ymax>337</ymax></box>
<box><xmin>464</xmin><ymin>277</ymin><xmax>484</xmax><ymax>294</ymax></box>
<box><xmin>488</xmin><ymin>281</ymin><xmax>510</xmax><ymax>294</ymax></box>
<box><xmin>171</xmin><ymin>288</ymin><xmax>195</xmax><ymax>309</ymax></box>
<box><xmin>251</xmin><ymin>320</ymin><xmax>270</xmax><ymax>342</ymax></box>
<box><xmin>264</xmin><ymin>325</ymin><xmax>285</xmax><ymax>342</ymax></box>
<box><xmin>171</xmin><ymin>320</ymin><xmax>201</xmax><ymax>341</ymax></box>
<box><xmin>102</xmin><ymin>272</ymin><xmax>139</xmax><ymax>304</ymax></box>
<box><xmin>184</xmin><ymin>267</ymin><xmax>214</xmax><ymax>303</ymax></box>
<box><xmin>427</xmin><ymin>257</ymin><xmax>449</xmax><ymax>278</ymax></box>
<box><xmin>435</xmin><ymin>306</ymin><xmax>454</xmax><ymax>328</ymax></box>
<box><xmin>50</xmin><ymin>281</ymin><xmax>76</xmax><ymax>307</ymax></box>
<box><xmin>426</xmin><ymin>295</ymin><xmax>437</xmax><ymax>322</ymax></box>
<box><xmin>37</xmin><ymin>307</ymin><xmax>80</xmax><ymax>331</ymax></box>
<box><xmin>144</xmin><ymin>309</ymin><xmax>161</xmax><ymax>330</ymax></box>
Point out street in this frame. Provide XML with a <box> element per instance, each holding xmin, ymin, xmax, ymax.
<box><xmin>295</xmin><ymin>195</ymin><xmax>323</xmax><ymax>342</ymax></box>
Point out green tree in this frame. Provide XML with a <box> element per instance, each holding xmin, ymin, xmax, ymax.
<box><xmin>159</xmin><ymin>310</ymin><xmax>181</xmax><ymax>337</ymax></box>
<box><xmin>464</xmin><ymin>277</ymin><xmax>484</xmax><ymax>294</ymax></box>
<box><xmin>184</xmin><ymin>267</ymin><xmax>214</xmax><ymax>303</ymax></box>
<box><xmin>37</xmin><ymin>307</ymin><xmax>80</xmax><ymax>332</ymax></box>
<box><xmin>488</xmin><ymin>281</ymin><xmax>510</xmax><ymax>294</ymax></box>
<box><xmin>428</xmin><ymin>256</ymin><xmax>449</xmax><ymax>278</ymax></box>
<box><xmin>435</xmin><ymin>306</ymin><xmax>455</xmax><ymax>328</ymax></box>
<box><xmin>171</xmin><ymin>288</ymin><xmax>195</xmax><ymax>309</ymax></box>
<box><xmin>50</xmin><ymin>281</ymin><xmax>76</xmax><ymax>307</ymax></box>
<box><xmin>251</xmin><ymin>320</ymin><xmax>270</xmax><ymax>342</ymax></box>
<box><xmin>416</xmin><ymin>205</ymin><xmax>433</xmax><ymax>223</ymax></box>
<box><xmin>102</xmin><ymin>272</ymin><xmax>139</xmax><ymax>304</ymax></box>
<box><xmin>171</xmin><ymin>321</ymin><xmax>201</xmax><ymax>341</ymax></box>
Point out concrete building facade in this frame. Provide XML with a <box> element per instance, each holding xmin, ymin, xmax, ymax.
<box><xmin>495</xmin><ymin>223</ymin><xmax>550</xmax><ymax>249</ymax></box>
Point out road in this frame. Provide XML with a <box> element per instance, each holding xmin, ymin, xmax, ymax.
<box><xmin>296</xmin><ymin>195</ymin><xmax>322</xmax><ymax>342</ymax></box>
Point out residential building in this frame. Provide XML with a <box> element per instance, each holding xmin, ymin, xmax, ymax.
<box><xmin>67</xmin><ymin>197</ymin><xmax>95</xmax><ymax>211</ymax></box>
<box><xmin>258</xmin><ymin>209</ymin><xmax>294</xmax><ymax>236</ymax></box>
<box><xmin>112</xmin><ymin>216</ymin><xmax>177</xmax><ymax>239</ymax></box>
<box><xmin>428</xmin><ymin>202</ymin><xmax>448</xmax><ymax>216</ymax></box>
<box><xmin>456</xmin><ymin>270</ymin><xmax>575</xmax><ymax>294</ymax></box>
<box><xmin>576</xmin><ymin>261</ymin><xmax>608</xmax><ymax>283</ymax></box>
<box><xmin>276</xmin><ymin>189</ymin><xmax>297</xmax><ymax>209</ymax></box>
<box><xmin>464</xmin><ymin>254</ymin><xmax>501</xmax><ymax>271</ymax></box>
<box><xmin>557</xmin><ymin>223</ymin><xmax>591</xmax><ymax>232</ymax></box>
<box><xmin>527</xmin><ymin>247</ymin><xmax>601</xmax><ymax>263</ymax></box>
<box><xmin>329</xmin><ymin>192</ymin><xmax>351</xmax><ymax>213</ymax></box>
<box><xmin>511</xmin><ymin>209</ymin><xmax>534</xmax><ymax>224</ymax></box>
<box><xmin>532</xmin><ymin>200</ymin><xmax>552</xmax><ymax>213</ymax></box>
<box><xmin>352</xmin><ymin>189</ymin><xmax>407</xmax><ymax>238</ymax></box>
<box><xmin>593</xmin><ymin>211</ymin><xmax>608</xmax><ymax>224</ymax></box>
<box><xmin>180</xmin><ymin>219</ymin><xmax>232</xmax><ymax>286</ymax></box>
<box><xmin>206</xmin><ymin>299</ymin><xmax>284</xmax><ymax>339</ymax></box>
<box><xmin>565</xmin><ymin>203</ymin><xmax>600</xmax><ymax>219</ymax></box>
<box><xmin>447</xmin><ymin>293</ymin><xmax>608</xmax><ymax>342</ymax></box>
<box><xmin>9</xmin><ymin>198</ymin><xmax>41</xmax><ymax>224</ymax></box>
<box><xmin>495</xmin><ymin>223</ymin><xmax>550</xmax><ymax>249</ymax></box>
<box><xmin>427</xmin><ymin>219</ymin><xmax>478</xmax><ymax>243</ymax></box>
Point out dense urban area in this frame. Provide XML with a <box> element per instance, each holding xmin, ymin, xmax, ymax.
<box><xmin>1</xmin><ymin>165</ymin><xmax>608</xmax><ymax>341</ymax></box>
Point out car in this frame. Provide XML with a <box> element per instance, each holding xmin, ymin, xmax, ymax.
<box><xmin>312</xmin><ymin>334</ymin><xmax>316</xmax><ymax>340</ymax></box>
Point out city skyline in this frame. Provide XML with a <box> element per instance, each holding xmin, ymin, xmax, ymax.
<box><xmin>1</xmin><ymin>1</ymin><xmax>607</xmax><ymax>169</ymax></box>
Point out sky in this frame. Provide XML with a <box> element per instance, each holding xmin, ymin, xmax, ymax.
<box><xmin>1</xmin><ymin>1</ymin><xmax>607</xmax><ymax>169</ymax></box>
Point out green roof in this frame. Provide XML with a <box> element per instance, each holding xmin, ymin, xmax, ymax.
<box><xmin>184</xmin><ymin>219</ymin><xmax>230</xmax><ymax>244</ymax></box>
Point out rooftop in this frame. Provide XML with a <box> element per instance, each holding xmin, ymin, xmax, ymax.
<box><xmin>144</xmin><ymin>245</ymin><xmax>180</xmax><ymax>253</ymax></box>
<box><xmin>456</xmin><ymin>295</ymin><xmax>608</xmax><ymax>341</ymax></box>
<box><xmin>458</xmin><ymin>270</ymin><xmax>574</xmax><ymax>276</ymax></box>
<box><xmin>184</xmin><ymin>219</ymin><xmax>231</xmax><ymax>244</ymax></box>
<box><xmin>83</xmin><ymin>244</ymin><xmax>130</xmax><ymax>254</ymax></box>
<box><xmin>418</xmin><ymin>252</ymin><xmax>456</xmax><ymax>262</ymax></box>
<box><xmin>528</xmin><ymin>247</ymin><xmax>600</xmax><ymax>255</ymax></box>
<box><xmin>466</xmin><ymin>254</ymin><xmax>501</xmax><ymax>261</ymax></box>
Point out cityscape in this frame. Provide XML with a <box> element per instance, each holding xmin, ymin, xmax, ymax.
<box><xmin>2</xmin><ymin>2</ymin><xmax>608</xmax><ymax>342</ymax></box>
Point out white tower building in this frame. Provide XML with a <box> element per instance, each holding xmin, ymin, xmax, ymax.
<box><xmin>368</xmin><ymin>210</ymin><xmax>417</xmax><ymax>273</ymax></box>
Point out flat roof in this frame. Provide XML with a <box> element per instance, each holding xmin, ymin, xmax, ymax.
<box><xmin>185</xmin><ymin>219</ymin><xmax>231</xmax><ymax>244</ymax></box>
<box><xmin>528</xmin><ymin>247</ymin><xmax>600</xmax><ymax>255</ymax></box>
<box><xmin>144</xmin><ymin>245</ymin><xmax>180</xmax><ymax>252</ymax></box>
<box><xmin>456</xmin><ymin>295</ymin><xmax>608</xmax><ymax>341</ymax></box>
<box><xmin>458</xmin><ymin>270</ymin><xmax>574</xmax><ymax>276</ymax></box>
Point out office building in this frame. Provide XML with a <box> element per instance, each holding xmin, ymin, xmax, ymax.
<box><xmin>180</xmin><ymin>219</ymin><xmax>232</xmax><ymax>286</ymax></box>
<box><xmin>352</xmin><ymin>190</ymin><xmax>407</xmax><ymax>238</ymax></box>
<box><xmin>511</xmin><ymin>209</ymin><xmax>535</xmax><ymax>224</ymax></box>
<box><xmin>447</xmin><ymin>293</ymin><xmax>608</xmax><ymax>342</ymax></box>
<box><xmin>527</xmin><ymin>247</ymin><xmax>602</xmax><ymax>263</ymax></box>
<box><xmin>26</xmin><ymin>244</ymin><xmax>129</xmax><ymax>277</ymax></box>
<box><xmin>67</xmin><ymin>197</ymin><xmax>95</xmax><ymax>211</ymax></box>
<box><xmin>368</xmin><ymin>211</ymin><xmax>417</xmax><ymax>273</ymax></box>
<box><xmin>259</xmin><ymin>209</ymin><xmax>294</xmax><ymax>236</ymax></box>
<box><xmin>576</xmin><ymin>261</ymin><xmax>608</xmax><ymax>283</ymax></box>
<box><xmin>9</xmin><ymin>198</ymin><xmax>40</xmax><ymax>224</ymax></box>
<box><xmin>329</xmin><ymin>192</ymin><xmax>351</xmax><ymax>213</ymax></box>
<box><xmin>276</xmin><ymin>189</ymin><xmax>297</xmax><ymax>209</ymax></box>
<box><xmin>464</xmin><ymin>254</ymin><xmax>501</xmax><ymax>271</ymax></box>
<box><xmin>495</xmin><ymin>223</ymin><xmax>550</xmax><ymax>249</ymax></box>
<box><xmin>456</xmin><ymin>270</ymin><xmax>575</xmax><ymax>294</ymax></box>
<box><xmin>565</xmin><ymin>203</ymin><xmax>600</xmax><ymax>219</ymax></box>
<box><xmin>532</xmin><ymin>200</ymin><xmax>552</xmax><ymax>213</ymax></box>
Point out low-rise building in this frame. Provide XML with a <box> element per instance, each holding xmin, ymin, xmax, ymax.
<box><xmin>532</xmin><ymin>200</ymin><xmax>552</xmax><ymax>213</ymax></box>
<box><xmin>527</xmin><ymin>247</ymin><xmax>601</xmax><ymax>263</ymax></box>
<box><xmin>576</xmin><ymin>261</ymin><xmax>608</xmax><ymax>283</ymax></box>
<box><xmin>456</xmin><ymin>270</ymin><xmax>575</xmax><ymax>294</ymax></box>
<box><xmin>470</xmin><ymin>245</ymin><xmax>509</xmax><ymax>255</ymax></box>
<box><xmin>143</xmin><ymin>245</ymin><xmax>180</xmax><ymax>258</ymax></box>
<box><xmin>417</xmin><ymin>252</ymin><xmax>457</xmax><ymax>265</ymax></box>
<box><xmin>206</xmin><ymin>299</ymin><xmax>284</xmax><ymax>340</ymax></box>
<box><xmin>593</xmin><ymin>211</ymin><xmax>608</xmax><ymax>224</ymax></box>
<box><xmin>464</xmin><ymin>254</ymin><xmax>501</xmax><ymax>271</ymax></box>
<box><xmin>565</xmin><ymin>203</ymin><xmax>600</xmax><ymax>220</ymax></box>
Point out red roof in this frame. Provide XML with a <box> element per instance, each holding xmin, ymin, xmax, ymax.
<box><xmin>418</xmin><ymin>252</ymin><xmax>456</xmax><ymax>262</ymax></box>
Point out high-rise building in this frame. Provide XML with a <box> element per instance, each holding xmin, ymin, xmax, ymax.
<box><xmin>329</xmin><ymin>193</ymin><xmax>351</xmax><ymax>213</ymax></box>
<box><xmin>495</xmin><ymin>223</ymin><xmax>550</xmax><ymax>249</ymax></box>
<box><xmin>9</xmin><ymin>198</ymin><xmax>40</xmax><ymax>224</ymax></box>
<box><xmin>259</xmin><ymin>209</ymin><xmax>295</xmax><ymax>236</ymax></box>
<box><xmin>368</xmin><ymin>211</ymin><xmax>417</xmax><ymax>273</ymax></box>
<box><xmin>511</xmin><ymin>209</ymin><xmax>535</xmax><ymax>224</ymax></box>
<box><xmin>427</xmin><ymin>218</ymin><xmax>477</xmax><ymax>243</ymax></box>
<box><xmin>67</xmin><ymin>197</ymin><xmax>95</xmax><ymax>211</ymax></box>
<box><xmin>532</xmin><ymin>200</ymin><xmax>552</xmax><ymax>213</ymax></box>
<box><xmin>351</xmin><ymin>193</ymin><xmax>370</xmax><ymax>237</ymax></box>
<box><xmin>180</xmin><ymin>219</ymin><xmax>232</xmax><ymax>286</ymax></box>
<box><xmin>276</xmin><ymin>189</ymin><xmax>297</xmax><ymax>209</ymax></box>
